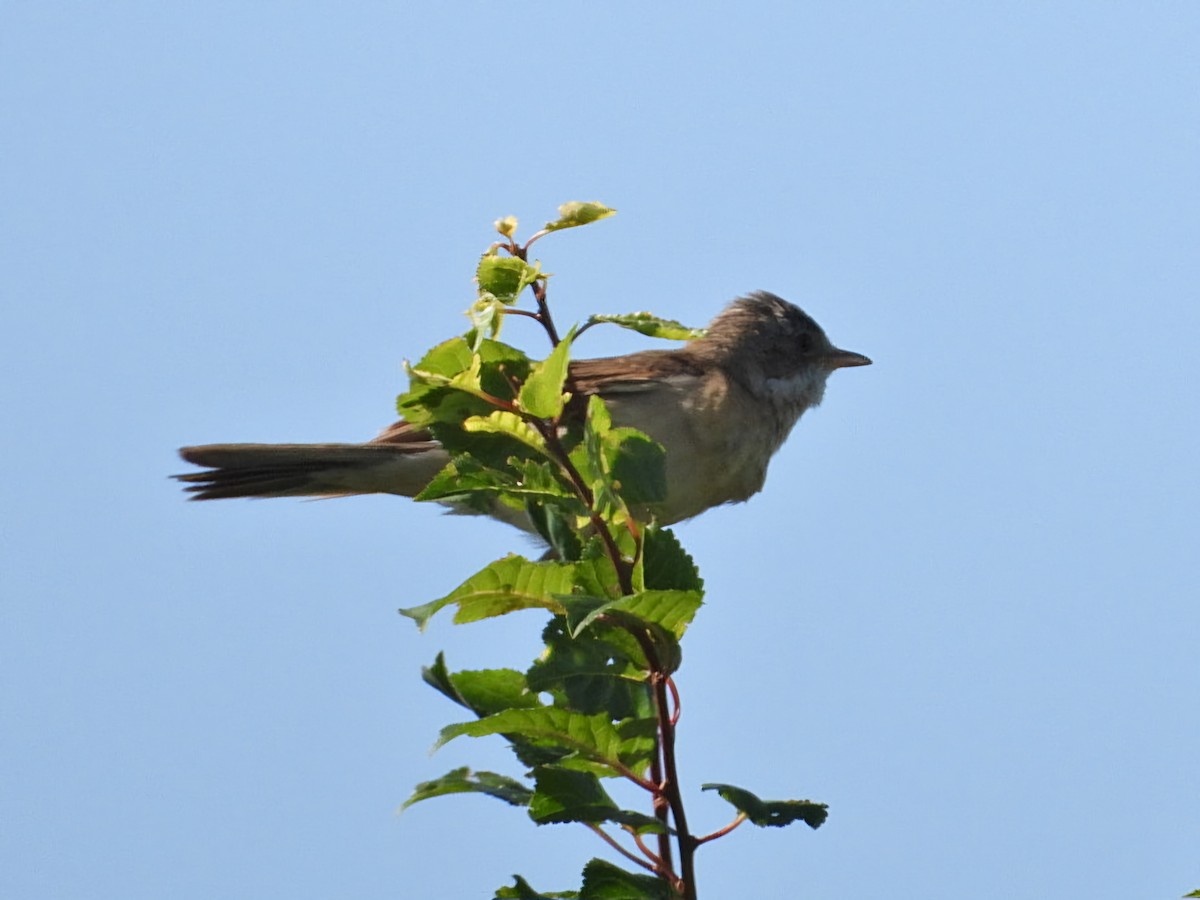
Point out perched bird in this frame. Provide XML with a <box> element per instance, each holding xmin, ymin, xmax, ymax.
<box><xmin>177</xmin><ymin>292</ymin><xmax>870</xmax><ymax>530</ymax></box>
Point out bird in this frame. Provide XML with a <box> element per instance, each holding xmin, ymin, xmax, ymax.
<box><xmin>176</xmin><ymin>292</ymin><xmax>870</xmax><ymax>530</ymax></box>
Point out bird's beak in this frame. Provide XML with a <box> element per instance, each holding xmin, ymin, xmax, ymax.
<box><xmin>824</xmin><ymin>348</ymin><xmax>872</xmax><ymax>369</ymax></box>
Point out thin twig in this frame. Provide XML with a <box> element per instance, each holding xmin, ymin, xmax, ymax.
<box><xmin>667</xmin><ymin>676</ymin><xmax>681</xmax><ymax>726</ymax></box>
<box><xmin>696</xmin><ymin>813</ymin><xmax>748</xmax><ymax>845</ymax></box>
<box><xmin>630</xmin><ymin>828</ymin><xmax>665</xmax><ymax>867</ymax></box>
<box><xmin>586</xmin><ymin>824</ymin><xmax>659</xmax><ymax>873</ymax></box>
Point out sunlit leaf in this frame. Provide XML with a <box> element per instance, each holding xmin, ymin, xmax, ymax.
<box><xmin>542</xmin><ymin>201</ymin><xmax>617</xmax><ymax>233</ymax></box>
<box><xmin>519</xmin><ymin>331</ymin><xmax>573</xmax><ymax>419</ymax></box>
<box><xmin>585</xmin><ymin>312</ymin><xmax>703</xmax><ymax>341</ymax></box>
<box><xmin>568</xmin><ymin>590</ymin><xmax>703</xmax><ymax>641</ymax></box>
<box><xmin>478</xmin><ymin>255</ymin><xmax>542</xmax><ymax>304</ymax></box>
<box><xmin>464</xmin><ymin>410</ymin><xmax>548</xmax><ymax>454</ymax></box>
<box><xmin>436</xmin><ymin>707</ymin><xmax>653</xmax><ymax>773</ymax></box>
<box><xmin>400</xmin><ymin>555</ymin><xmax>578</xmax><ymax>629</ymax></box>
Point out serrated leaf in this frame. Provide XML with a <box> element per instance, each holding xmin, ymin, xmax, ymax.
<box><xmin>572</xmin><ymin>553</ymin><xmax>624</xmax><ymax>600</ymax></box>
<box><xmin>526</xmin><ymin>500</ymin><xmax>585</xmax><ymax>562</ymax></box>
<box><xmin>478</xmin><ymin>255</ymin><xmax>542</xmax><ymax>304</ymax></box>
<box><xmin>579</xmin><ymin>858</ymin><xmax>670</xmax><ymax>900</ymax></box>
<box><xmin>415</xmin><ymin>457</ymin><xmax>576</xmax><ymax>518</ymax></box>
<box><xmin>407</xmin><ymin>336</ymin><xmax>477</xmax><ymax>378</ymax></box>
<box><xmin>585</xmin><ymin>312</ymin><xmax>703</xmax><ymax>342</ymax></box>
<box><xmin>421</xmin><ymin>652</ymin><xmax>467</xmax><ymax>707</ymax></box>
<box><xmin>527</xmin><ymin>616</ymin><xmax>652</xmax><ymax>720</ymax></box>
<box><xmin>415</xmin><ymin>456</ymin><xmax>510</xmax><ymax>502</ymax></box>
<box><xmin>543</xmin><ymin>201</ymin><xmax>617</xmax><ymax>233</ymax></box>
<box><xmin>568</xmin><ymin>590</ymin><xmax>702</xmax><ymax>641</ymax></box>
<box><xmin>575</xmin><ymin>395</ymin><xmax>626</xmax><ymax>521</ymax></box>
<box><xmin>585</xmin><ymin>393</ymin><xmax>613</xmax><ymax>435</ymax></box>
<box><xmin>464</xmin><ymin>410</ymin><xmax>548</xmax><ymax>453</ymax></box>
<box><xmin>403</xmin><ymin>767</ymin><xmax>533</xmax><ymax>809</ymax></box>
<box><xmin>701</xmin><ymin>783</ymin><xmax>828</xmax><ymax>829</ymax></box>
<box><xmin>493</xmin><ymin>875</ymin><xmax>580</xmax><ymax>900</ymax></box>
<box><xmin>451</xmin><ymin>667</ymin><xmax>544</xmax><ymax>715</ymax></box>
<box><xmin>519</xmin><ymin>332</ymin><xmax>573</xmax><ymax>419</ymax></box>
<box><xmin>559</xmin><ymin>596</ymin><xmax>683</xmax><ymax>676</ymax></box>
<box><xmin>436</xmin><ymin>708</ymin><xmax>652</xmax><ymax>773</ymax></box>
<box><xmin>511</xmin><ymin>458</ymin><xmax>575</xmax><ymax>498</ymax></box>
<box><xmin>528</xmin><ymin>767</ymin><xmax>664</xmax><ymax>833</ymax></box>
<box><xmin>640</xmin><ymin>527</ymin><xmax>703</xmax><ymax>592</ymax></box>
<box><xmin>398</xmin><ymin>339</ymin><xmax>520</xmax><ymax>428</ymax></box>
<box><xmin>605</xmin><ymin>428</ymin><xmax>666</xmax><ymax>506</ymax></box>
<box><xmin>399</xmin><ymin>555</ymin><xmax>577</xmax><ymax>629</ymax></box>
<box><xmin>528</xmin><ymin>766</ymin><xmax>614</xmax><ymax>825</ymax></box>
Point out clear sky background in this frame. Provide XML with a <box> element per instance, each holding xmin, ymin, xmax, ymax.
<box><xmin>3</xmin><ymin>4</ymin><xmax>1197</xmax><ymax>899</ymax></box>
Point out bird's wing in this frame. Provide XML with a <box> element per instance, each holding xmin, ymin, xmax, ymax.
<box><xmin>368</xmin><ymin>419</ymin><xmax>439</xmax><ymax>447</ymax></box>
<box><xmin>363</xmin><ymin>350</ymin><xmax>706</xmax><ymax>437</ymax></box>
<box><xmin>567</xmin><ymin>350</ymin><xmax>705</xmax><ymax>397</ymax></box>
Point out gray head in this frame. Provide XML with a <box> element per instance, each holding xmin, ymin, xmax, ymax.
<box><xmin>701</xmin><ymin>291</ymin><xmax>871</xmax><ymax>382</ymax></box>
<box><xmin>694</xmin><ymin>292</ymin><xmax>870</xmax><ymax>446</ymax></box>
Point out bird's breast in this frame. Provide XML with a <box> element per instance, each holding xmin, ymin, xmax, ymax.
<box><xmin>602</xmin><ymin>373</ymin><xmax>778</xmax><ymax>524</ymax></box>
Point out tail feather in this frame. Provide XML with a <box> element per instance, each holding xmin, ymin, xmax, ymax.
<box><xmin>175</xmin><ymin>442</ymin><xmax>448</xmax><ymax>501</ymax></box>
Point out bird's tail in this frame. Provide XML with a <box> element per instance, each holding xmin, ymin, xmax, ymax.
<box><xmin>175</xmin><ymin>442</ymin><xmax>449</xmax><ymax>501</ymax></box>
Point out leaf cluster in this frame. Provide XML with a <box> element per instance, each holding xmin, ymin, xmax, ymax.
<box><xmin>396</xmin><ymin>204</ymin><xmax>825</xmax><ymax>899</ymax></box>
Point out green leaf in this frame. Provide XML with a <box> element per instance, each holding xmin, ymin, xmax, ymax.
<box><xmin>528</xmin><ymin>767</ymin><xmax>664</xmax><ymax>832</ymax></box>
<box><xmin>399</xmin><ymin>555</ymin><xmax>577</xmax><ymax>629</ymax></box>
<box><xmin>701</xmin><ymin>783</ymin><xmax>828</xmax><ymax>829</ymax></box>
<box><xmin>398</xmin><ymin>338</ymin><xmax>532</xmax><ymax>428</ymax></box>
<box><xmin>1184</xmin><ymin>891</ymin><xmax>1200</xmax><ymax>898</ymax></box>
<box><xmin>451</xmin><ymin>667</ymin><xmax>544</xmax><ymax>716</ymax></box>
<box><xmin>640</xmin><ymin>527</ymin><xmax>703</xmax><ymax>592</ymax></box>
<box><xmin>527</xmin><ymin>616</ymin><xmax>652</xmax><ymax>720</ymax></box>
<box><xmin>478</xmin><ymin>254</ymin><xmax>542</xmax><ymax>304</ymax></box>
<box><xmin>420</xmin><ymin>652</ymin><xmax>466</xmax><ymax>707</ymax></box>
<box><xmin>469</xmin><ymin>296</ymin><xmax>506</xmax><ymax>345</ymax></box>
<box><xmin>573</xmin><ymin>396</ymin><xmax>625</xmax><ymax>521</ymax></box>
<box><xmin>569</xmin><ymin>590</ymin><xmax>703</xmax><ymax>641</ymax></box>
<box><xmin>579</xmin><ymin>858</ymin><xmax>670</xmax><ymax>900</ymax></box>
<box><xmin>558</xmin><ymin>595</ymin><xmax>683</xmax><ymax>676</ymax></box>
<box><xmin>519</xmin><ymin>331</ymin><xmax>573</xmax><ymax>419</ymax></box>
<box><xmin>528</xmin><ymin>766</ymin><xmax>613</xmax><ymax>825</ymax></box>
<box><xmin>415</xmin><ymin>456</ymin><xmax>511</xmax><ymax>502</ymax></box>
<box><xmin>436</xmin><ymin>707</ymin><xmax>653</xmax><ymax>772</ymax></box>
<box><xmin>406</xmin><ymin>336</ymin><xmax>478</xmax><ymax>378</ymax></box>
<box><xmin>543</xmin><ymin>201</ymin><xmax>617</xmax><ymax>233</ymax></box>
<box><xmin>403</xmin><ymin>767</ymin><xmax>533</xmax><ymax>809</ymax></box>
<box><xmin>526</xmin><ymin>500</ymin><xmax>585</xmax><ymax>562</ymax></box>
<box><xmin>605</xmin><ymin>428</ymin><xmax>666</xmax><ymax>506</ymax></box>
<box><xmin>572</xmin><ymin>553</ymin><xmax>624</xmax><ymax>600</ymax></box>
<box><xmin>415</xmin><ymin>457</ymin><xmax>577</xmax><ymax>518</ymax></box>
<box><xmin>585</xmin><ymin>312</ymin><xmax>703</xmax><ymax>342</ymax></box>
<box><xmin>464</xmin><ymin>410</ymin><xmax>548</xmax><ymax>454</ymax></box>
<box><xmin>493</xmin><ymin>875</ymin><xmax>579</xmax><ymax>899</ymax></box>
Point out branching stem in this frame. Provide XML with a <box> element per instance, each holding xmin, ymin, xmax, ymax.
<box><xmin>586</xmin><ymin>824</ymin><xmax>659</xmax><ymax>873</ymax></box>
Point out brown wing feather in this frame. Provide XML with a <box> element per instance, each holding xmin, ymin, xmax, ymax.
<box><xmin>368</xmin><ymin>419</ymin><xmax>438</xmax><ymax>447</ymax></box>
<box><xmin>567</xmin><ymin>349</ymin><xmax>703</xmax><ymax>393</ymax></box>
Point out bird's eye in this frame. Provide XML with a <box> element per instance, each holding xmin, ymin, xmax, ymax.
<box><xmin>796</xmin><ymin>333</ymin><xmax>813</xmax><ymax>352</ymax></box>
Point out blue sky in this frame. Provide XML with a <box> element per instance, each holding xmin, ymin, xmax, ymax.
<box><xmin>3</xmin><ymin>4</ymin><xmax>1197</xmax><ymax>898</ymax></box>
